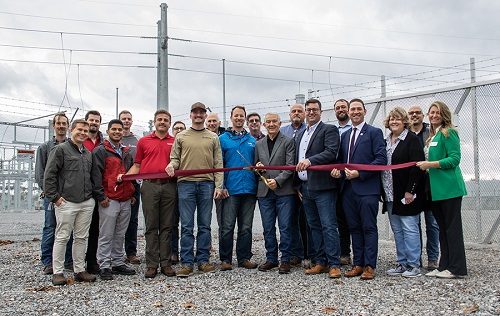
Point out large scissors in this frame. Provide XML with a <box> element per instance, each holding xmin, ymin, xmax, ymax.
<box><xmin>236</xmin><ymin>150</ymin><xmax>275</xmax><ymax>191</ymax></box>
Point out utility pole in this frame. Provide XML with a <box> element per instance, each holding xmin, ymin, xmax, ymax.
<box><xmin>157</xmin><ymin>3</ymin><xmax>169</xmax><ymax>110</ymax></box>
<box><xmin>222</xmin><ymin>59</ymin><xmax>226</xmax><ymax>128</ymax></box>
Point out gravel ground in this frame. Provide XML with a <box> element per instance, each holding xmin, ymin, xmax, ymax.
<box><xmin>0</xmin><ymin>212</ymin><xmax>499</xmax><ymax>315</ymax></box>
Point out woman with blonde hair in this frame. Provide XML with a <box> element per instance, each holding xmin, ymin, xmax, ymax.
<box><xmin>381</xmin><ymin>107</ymin><xmax>426</xmax><ymax>278</ymax></box>
<box><xmin>416</xmin><ymin>101</ymin><xmax>467</xmax><ymax>279</ymax></box>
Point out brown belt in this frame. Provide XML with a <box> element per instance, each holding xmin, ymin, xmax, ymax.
<box><xmin>144</xmin><ymin>178</ymin><xmax>176</xmax><ymax>185</ymax></box>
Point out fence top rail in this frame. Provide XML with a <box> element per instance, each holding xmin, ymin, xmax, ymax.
<box><xmin>366</xmin><ymin>77</ymin><xmax>500</xmax><ymax>104</ymax></box>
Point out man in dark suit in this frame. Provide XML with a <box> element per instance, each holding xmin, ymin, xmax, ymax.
<box><xmin>254</xmin><ymin>112</ymin><xmax>296</xmax><ymax>274</ymax></box>
<box><xmin>295</xmin><ymin>99</ymin><xmax>342</xmax><ymax>279</ymax></box>
<box><xmin>331</xmin><ymin>98</ymin><xmax>387</xmax><ymax>280</ymax></box>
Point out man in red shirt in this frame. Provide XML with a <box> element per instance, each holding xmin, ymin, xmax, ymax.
<box><xmin>119</xmin><ymin>109</ymin><xmax>177</xmax><ymax>278</ymax></box>
<box><xmin>84</xmin><ymin>110</ymin><xmax>104</xmax><ymax>275</ymax></box>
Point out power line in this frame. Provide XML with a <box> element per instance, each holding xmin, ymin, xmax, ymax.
<box><xmin>0</xmin><ymin>43</ymin><xmax>156</xmax><ymax>55</ymax></box>
<box><xmin>0</xmin><ymin>25</ymin><xmax>152</xmax><ymax>39</ymax></box>
<box><xmin>170</xmin><ymin>27</ymin><xmax>500</xmax><ymax>58</ymax></box>
<box><xmin>170</xmin><ymin>37</ymin><xmax>479</xmax><ymax>70</ymax></box>
<box><xmin>0</xmin><ymin>10</ymin><xmax>155</xmax><ymax>28</ymax></box>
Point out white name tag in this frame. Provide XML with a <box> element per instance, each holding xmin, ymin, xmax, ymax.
<box><xmin>429</xmin><ymin>141</ymin><xmax>438</xmax><ymax>147</ymax></box>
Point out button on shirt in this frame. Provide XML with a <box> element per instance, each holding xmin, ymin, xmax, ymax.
<box><xmin>297</xmin><ymin>121</ymin><xmax>320</xmax><ymax>181</ymax></box>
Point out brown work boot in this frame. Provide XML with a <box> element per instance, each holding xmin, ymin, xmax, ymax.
<box><xmin>74</xmin><ymin>271</ymin><xmax>97</xmax><ymax>282</ymax></box>
<box><xmin>126</xmin><ymin>254</ymin><xmax>141</xmax><ymax>265</ymax></box>
<box><xmin>220</xmin><ymin>262</ymin><xmax>233</xmax><ymax>271</ymax></box>
<box><xmin>345</xmin><ymin>266</ymin><xmax>364</xmax><ymax>277</ymax></box>
<box><xmin>278</xmin><ymin>262</ymin><xmax>291</xmax><ymax>274</ymax></box>
<box><xmin>52</xmin><ymin>273</ymin><xmax>67</xmax><ymax>286</ymax></box>
<box><xmin>161</xmin><ymin>266</ymin><xmax>176</xmax><ymax>277</ymax></box>
<box><xmin>329</xmin><ymin>267</ymin><xmax>341</xmax><ymax>278</ymax></box>
<box><xmin>43</xmin><ymin>264</ymin><xmax>53</xmax><ymax>275</ymax></box>
<box><xmin>145</xmin><ymin>267</ymin><xmax>158</xmax><ymax>278</ymax></box>
<box><xmin>305</xmin><ymin>264</ymin><xmax>329</xmax><ymax>275</ymax></box>
<box><xmin>238</xmin><ymin>260</ymin><xmax>258</xmax><ymax>269</ymax></box>
<box><xmin>360</xmin><ymin>266</ymin><xmax>375</xmax><ymax>280</ymax></box>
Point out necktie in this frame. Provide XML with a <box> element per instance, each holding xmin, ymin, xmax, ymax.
<box><xmin>348</xmin><ymin>127</ymin><xmax>357</xmax><ymax>163</ymax></box>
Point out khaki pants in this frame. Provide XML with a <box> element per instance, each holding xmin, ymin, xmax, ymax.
<box><xmin>53</xmin><ymin>198</ymin><xmax>95</xmax><ymax>274</ymax></box>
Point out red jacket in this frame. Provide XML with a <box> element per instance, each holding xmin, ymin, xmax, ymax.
<box><xmin>92</xmin><ymin>139</ymin><xmax>136</xmax><ymax>202</ymax></box>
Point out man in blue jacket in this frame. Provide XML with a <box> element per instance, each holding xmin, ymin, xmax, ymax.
<box><xmin>219</xmin><ymin>106</ymin><xmax>258</xmax><ymax>271</ymax></box>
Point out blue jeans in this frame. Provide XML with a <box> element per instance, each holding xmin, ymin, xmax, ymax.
<box><xmin>300</xmin><ymin>184</ymin><xmax>340</xmax><ymax>268</ymax></box>
<box><xmin>41</xmin><ymin>197</ymin><xmax>72</xmax><ymax>267</ymax></box>
<box><xmin>124</xmin><ymin>195</ymin><xmax>140</xmax><ymax>256</ymax></box>
<box><xmin>178</xmin><ymin>181</ymin><xmax>214</xmax><ymax>267</ymax></box>
<box><xmin>423</xmin><ymin>210</ymin><xmax>440</xmax><ymax>261</ymax></box>
<box><xmin>258</xmin><ymin>192</ymin><xmax>295</xmax><ymax>263</ymax></box>
<box><xmin>219</xmin><ymin>194</ymin><xmax>256</xmax><ymax>264</ymax></box>
<box><xmin>387</xmin><ymin>202</ymin><xmax>421</xmax><ymax>267</ymax></box>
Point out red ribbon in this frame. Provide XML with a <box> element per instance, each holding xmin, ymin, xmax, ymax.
<box><xmin>121</xmin><ymin>162</ymin><xmax>417</xmax><ymax>181</ymax></box>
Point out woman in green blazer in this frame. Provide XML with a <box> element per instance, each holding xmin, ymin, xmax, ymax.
<box><xmin>416</xmin><ymin>101</ymin><xmax>467</xmax><ymax>279</ymax></box>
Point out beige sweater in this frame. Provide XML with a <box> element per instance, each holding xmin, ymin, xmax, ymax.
<box><xmin>169</xmin><ymin>128</ymin><xmax>223</xmax><ymax>189</ymax></box>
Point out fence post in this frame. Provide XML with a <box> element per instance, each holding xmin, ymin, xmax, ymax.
<box><xmin>470</xmin><ymin>57</ymin><xmax>482</xmax><ymax>242</ymax></box>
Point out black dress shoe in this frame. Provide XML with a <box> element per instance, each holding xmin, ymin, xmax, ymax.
<box><xmin>86</xmin><ymin>262</ymin><xmax>100</xmax><ymax>275</ymax></box>
<box><xmin>100</xmin><ymin>268</ymin><xmax>113</xmax><ymax>280</ymax></box>
<box><xmin>112</xmin><ymin>265</ymin><xmax>136</xmax><ymax>275</ymax></box>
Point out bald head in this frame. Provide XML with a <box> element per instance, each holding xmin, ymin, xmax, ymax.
<box><xmin>408</xmin><ymin>105</ymin><xmax>425</xmax><ymax>131</ymax></box>
<box><xmin>289</xmin><ymin>104</ymin><xmax>305</xmax><ymax>128</ymax></box>
<box><xmin>206</xmin><ymin>112</ymin><xmax>221</xmax><ymax>133</ymax></box>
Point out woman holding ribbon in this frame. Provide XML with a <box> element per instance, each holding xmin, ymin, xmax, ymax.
<box><xmin>416</xmin><ymin>101</ymin><xmax>467</xmax><ymax>279</ymax></box>
<box><xmin>381</xmin><ymin>107</ymin><xmax>426</xmax><ymax>278</ymax></box>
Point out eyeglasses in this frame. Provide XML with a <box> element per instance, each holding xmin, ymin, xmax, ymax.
<box><xmin>248</xmin><ymin>119</ymin><xmax>260</xmax><ymax>123</ymax></box>
<box><xmin>305</xmin><ymin>108</ymin><xmax>320</xmax><ymax>113</ymax></box>
<box><xmin>173</xmin><ymin>127</ymin><xmax>185</xmax><ymax>131</ymax></box>
<box><xmin>408</xmin><ymin>111</ymin><xmax>422</xmax><ymax>115</ymax></box>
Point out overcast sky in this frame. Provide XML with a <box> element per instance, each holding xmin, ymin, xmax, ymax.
<box><xmin>1</xmin><ymin>0</ymin><xmax>500</xmax><ymax>141</ymax></box>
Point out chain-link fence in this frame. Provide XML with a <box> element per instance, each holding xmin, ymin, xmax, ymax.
<box><xmin>1</xmin><ymin>80</ymin><xmax>499</xmax><ymax>244</ymax></box>
<box><xmin>321</xmin><ymin>79</ymin><xmax>500</xmax><ymax>244</ymax></box>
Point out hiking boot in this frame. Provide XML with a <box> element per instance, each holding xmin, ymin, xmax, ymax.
<box><xmin>176</xmin><ymin>266</ymin><xmax>194</xmax><ymax>278</ymax></box>
<box><xmin>238</xmin><ymin>260</ymin><xmax>258</xmax><ymax>269</ymax></box>
<box><xmin>43</xmin><ymin>264</ymin><xmax>53</xmax><ymax>275</ymax></box>
<box><xmin>112</xmin><ymin>265</ymin><xmax>136</xmax><ymax>275</ymax></box>
<box><xmin>161</xmin><ymin>266</ymin><xmax>176</xmax><ymax>277</ymax></box>
<box><xmin>220</xmin><ymin>262</ymin><xmax>233</xmax><ymax>271</ymax></box>
<box><xmin>74</xmin><ymin>271</ymin><xmax>97</xmax><ymax>282</ymax></box>
<box><xmin>145</xmin><ymin>268</ymin><xmax>157</xmax><ymax>278</ymax></box>
<box><xmin>126</xmin><ymin>255</ymin><xmax>141</xmax><ymax>265</ymax></box>
<box><xmin>279</xmin><ymin>262</ymin><xmax>291</xmax><ymax>274</ymax></box>
<box><xmin>100</xmin><ymin>268</ymin><xmax>113</xmax><ymax>280</ymax></box>
<box><xmin>198</xmin><ymin>263</ymin><xmax>215</xmax><ymax>274</ymax></box>
<box><xmin>52</xmin><ymin>273</ymin><xmax>66</xmax><ymax>286</ymax></box>
<box><xmin>258</xmin><ymin>261</ymin><xmax>279</xmax><ymax>272</ymax></box>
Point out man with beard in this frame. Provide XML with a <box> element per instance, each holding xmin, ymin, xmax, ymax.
<box><xmin>44</xmin><ymin>119</ymin><xmax>96</xmax><ymax>285</ymax></box>
<box><xmin>118</xmin><ymin>110</ymin><xmax>141</xmax><ymax>265</ymax></box>
<box><xmin>294</xmin><ymin>99</ymin><xmax>342</xmax><ymax>278</ymax></box>
<box><xmin>84</xmin><ymin>110</ymin><xmax>104</xmax><ymax>275</ymax></box>
<box><xmin>35</xmin><ymin>112</ymin><xmax>73</xmax><ymax>275</ymax></box>
<box><xmin>119</xmin><ymin>110</ymin><xmax>177</xmax><ymax>278</ymax></box>
<box><xmin>408</xmin><ymin>105</ymin><xmax>439</xmax><ymax>270</ymax></box>
<box><xmin>280</xmin><ymin>104</ymin><xmax>308</xmax><ymax>267</ymax></box>
<box><xmin>333</xmin><ymin>99</ymin><xmax>353</xmax><ymax>266</ymax></box>
<box><xmin>166</xmin><ymin>102</ymin><xmax>224</xmax><ymax>277</ymax></box>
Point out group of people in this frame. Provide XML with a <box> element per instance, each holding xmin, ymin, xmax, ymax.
<box><xmin>35</xmin><ymin>97</ymin><xmax>468</xmax><ymax>286</ymax></box>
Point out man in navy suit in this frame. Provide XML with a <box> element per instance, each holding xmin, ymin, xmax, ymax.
<box><xmin>331</xmin><ymin>98</ymin><xmax>386</xmax><ymax>280</ymax></box>
<box><xmin>295</xmin><ymin>99</ymin><xmax>342</xmax><ymax>279</ymax></box>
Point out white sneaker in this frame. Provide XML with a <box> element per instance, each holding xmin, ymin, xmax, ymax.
<box><xmin>435</xmin><ymin>269</ymin><xmax>459</xmax><ymax>279</ymax></box>
<box><xmin>386</xmin><ymin>264</ymin><xmax>407</xmax><ymax>275</ymax></box>
<box><xmin>402</xmin><ymin>266</ymin><xmax>421</xmax><ymax>278</ymax></box>
<box><xmin>425</xmin><ymin>269</ymin><xmax>440</xmax><ymax>277</ymax></box>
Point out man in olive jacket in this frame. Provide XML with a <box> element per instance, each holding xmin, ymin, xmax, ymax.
<box><xmin>44</xmin><ymin>119</ymin><xmax>96</xmax><ymax>285</ymax></box>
